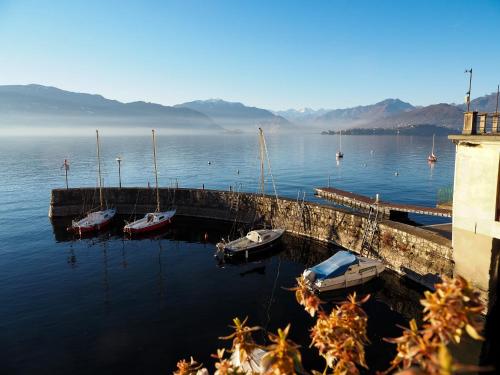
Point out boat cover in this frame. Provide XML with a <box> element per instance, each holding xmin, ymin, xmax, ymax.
<box><xmin>310</xmin><ymin>251</ymin><xmax>357</xmax><ymax>280</ymax></box>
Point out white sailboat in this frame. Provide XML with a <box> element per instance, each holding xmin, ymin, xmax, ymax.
<box><xmin>428</xmin><ymin>134</ymin><xmax>437</xmax><ymax>162</ymax></box>
<box><xmin>336</xmin><ymin>130</ymin><xmax>344</xmax><ymax>158</ymax></box>
<box><xmin>216</xmin><ymin>128</ymin><xmax>285</xmax><ymax>258</ymax></box>
<box><xmin>303</xmin><ymin>250</ymin><xmax>385</xmax><ymax>292</ymax></box>
<box><xmin>124</xmin><ymin>130</ymin><xmax>176</xmax><ymax>235</ymax></box>
<box><xmin>69</xmin><ymin>130</ymin><xmax>116</xmax><ymax>235</ymax></box>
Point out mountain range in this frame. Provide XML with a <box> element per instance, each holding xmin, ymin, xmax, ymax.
<box><xmin>0</xmin><ymin>84</ymin><xmax>498</xmax><ymax>133</ymax></box>
<box><xmin>175</xmin><ymin>99</ymin><xmax>291</xmax><ymax>132</ymax></box>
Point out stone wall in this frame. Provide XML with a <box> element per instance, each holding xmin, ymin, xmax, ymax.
<box><xmin>50</xmin><ymin>187</ymin><xmax>453</xmax><ymax>289</ymax></box>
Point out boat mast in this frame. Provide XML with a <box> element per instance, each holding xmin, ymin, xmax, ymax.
<box><xmin>339</xmin><ymin>130</ymin><xmax>342</xmax><ymax>152</ymax></box>
<box><xmin>432</xmin><ymin>134</ymin><xmax>435</xmax><ymax>155</ymax></box>
<box><xmin>96</xmin><ymin>129</ymin><xmax>104</xmax><ymax>210</ymax></box>
<box><xmin>259</xmin><ymin>128</ymin><xmax>265</xmax><ymax>196</ymax></box>
<box><xmin>152</xmin><ymin>129</ymin><xmax>160</xmax><ymax>212</ymax></box>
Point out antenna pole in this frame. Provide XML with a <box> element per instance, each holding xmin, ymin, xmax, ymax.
<box><xmin>465</xmin><ymin>68</ymin><xmax>473</xmax><ymax>112</ymax></box>
<box><xmin>152</xmin><ymin>129</ymin><xmax>160</xmax><ymax>212</ymax></box>
<box><xmin>96</xmin><ymin>130</ymin><xmax>104</xmax><ymax>210</ymax></box>
<box><xmin>496</xmin><ymin>84</ymin><xmax>499</xmax><ymax>115</ymax></box>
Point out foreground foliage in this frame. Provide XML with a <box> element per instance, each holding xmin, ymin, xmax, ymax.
<box><xmin>173</xmin><ymin>275</ymin><xmax>486</xmax><ymax>375</ymax></box>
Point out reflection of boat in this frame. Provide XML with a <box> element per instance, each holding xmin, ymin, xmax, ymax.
<box><xmin>303</xmin><ymin>251</ymin><xmax>385</xmax><ymax>292</ymax></box>
<box><xmin>69</xmin><ymin>130</ymin><xmax>116</xmax><ymax>235</ymax></box>
<box><xmin>336</xmin><ymin>130</ymin><xmax>344</xmax><ymax>158</ymax></box>
<box><xmin>216</xmin><ymin>128</ymin><xmax>284</xmax><ymax>258</ymax></box>
<box><xmin>217</xmin><ymin>229</ymin><xmax>285</xmax><ymax>258</ymax></box>
<box><xmin>428</xmin><ymin>134</ymin><xmax>437</xmax><ymax>162</ymax></box>
<box><xmin>124</xmin><ymin>130</ymin><xmax>176</xmax><ymax>235</ymax></box>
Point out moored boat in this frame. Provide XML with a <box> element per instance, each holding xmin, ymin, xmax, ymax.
<box><xmin>69</xmin><ymin>130</ymin><xmax>116</xmax><ymax>235</ymax></box>
<box><xmin>124</xmin><ymin>129</ymin><xmax>176</xmax><ymax>235</ymax></box>
<box><xmin>215</xmin><ymin>128</ymin><xmax>285</xmax><ymax>259</ymax></box>
<box><xmin>428</xmin><ymin>134</ymin><xmax>438</xmax><ymax>162</ymax></box>
<box><xmin>303</xmin><ymin>250</ymin><xmax>385</xmax><ymax>292</ymax></box>
<box><xmin>336</xmin><ymin>130</ymin><xmax>344</xmax><ymax>158</ymax></box>
<box><xmin>124</xmin><ymin>210</ymin><xmax>176</xmax><ymax>234</ymax></box>
<box><xmin>217</xmin><ymin>228</ymin><xmax>285</xmax><ymax>258</ymax></box>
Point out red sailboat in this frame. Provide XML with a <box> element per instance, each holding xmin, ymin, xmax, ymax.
<box><xmin>124</xmin><ymin>130</ymin><xmax>176</xmax><ymax>235</ymax></box>
<box><xmin>69</xmin><ymin>130</ymin><xmax>116</xmax><ymax>235</ymax></box>
<box><xmin>428</xmin><ymin>134</ymin><xmax>437</xmax><ymax>162</ymax></box>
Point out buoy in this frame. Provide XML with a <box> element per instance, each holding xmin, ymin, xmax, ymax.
<box><xmin>237</xmin><ymin>169</ymin><xmax>239</xmax><ymax>174</ymax></box>
<box><xmin>394</xmin><ymin>171</ymin><xmax>399</xmax><ymax>176</ymax></box>
<box><xmin>208</xmin><ymin>161</ymin><xmax>211</xmax><ymax>165</ymax></box>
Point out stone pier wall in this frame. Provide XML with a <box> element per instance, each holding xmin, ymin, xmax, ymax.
<box><xmin>50</xmin><ymin>187</ymin><xmax>453</xmax><ymax>289</ymax></box>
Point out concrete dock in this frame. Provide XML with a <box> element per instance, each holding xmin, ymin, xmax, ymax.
<box><xmin>50</xmin><ymin>187</ymin><xmax>453</xmax><ymax>290</ymax></box>
<box><xmin>315</xmin><ymin>187</ymin><xmax>452</xmax><ymax>219</ymax></box>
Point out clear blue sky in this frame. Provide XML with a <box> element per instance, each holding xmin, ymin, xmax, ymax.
<box><xmin>0</xmin><ymin>0</ymin><xmax>499</xmax><ymax>110</ymax></box>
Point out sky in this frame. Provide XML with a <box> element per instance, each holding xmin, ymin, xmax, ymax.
<box><xmin>0</xmin><ymin>0</ymin><xmax>499</xmax><ymax>110</ymax></box>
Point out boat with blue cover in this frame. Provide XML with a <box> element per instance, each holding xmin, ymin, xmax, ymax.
<box><xmin>302</xmin><ymin>250</ymin><xmax>385</xmax><ymax>292</ymax></box>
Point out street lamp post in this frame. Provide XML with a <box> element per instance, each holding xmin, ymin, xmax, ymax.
<box><xmin>62</xmin><ymin>159</ymin><xmax>70</xmax><ymax>189</ymax></box>
<box><xmin>116</xmin><ymin>156</ymin><xmax>122</xmax><ymax>188</ymax></box>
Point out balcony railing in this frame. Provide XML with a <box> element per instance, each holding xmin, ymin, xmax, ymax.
<box><xmin>463</xmin><ymin>111</ymin><xmax>500</xmax><ymax>135</ymax></box>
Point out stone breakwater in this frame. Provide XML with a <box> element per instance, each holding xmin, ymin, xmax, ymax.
<box><xmin>50</xmin><ymin>187</ymin><xmax>453</xmax><ymax>289</ymax></box>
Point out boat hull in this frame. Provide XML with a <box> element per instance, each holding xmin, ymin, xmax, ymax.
<box><xmin>224</xmin><ymin>237</ymin><xmax>282</xmax><ymax>258</ymax></box>
<box><xmin>312</xmin><ymin>271</ymin><xmax>383</xmax><ymax>292</ymax></box>
<box><xmin>123</xmin><ymin>210</ymin><xmax>176</xmax><ymax>235</ymax></box>
<box><xmin>124</xmin><ymin>217</ymin><xmax>173</xmax><ymax>234</ymax></box>
<box><xmin>221</xmin><ymin>229</ymin><xmax>285</xmax><ymax>258</ymax></box>
<box><xmin>68</xmin><ymin>209</ymin><xmax>116</xmax><ymax>235</ymax></box>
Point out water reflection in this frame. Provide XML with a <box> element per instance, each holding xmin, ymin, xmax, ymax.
<box><xmin>41</xmin><ymin>216</ymin><xmax>487</xmax><ymax>374</ymax></box>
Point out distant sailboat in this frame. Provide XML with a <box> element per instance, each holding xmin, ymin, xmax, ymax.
<box><xmin>124</xmin><ymin>130</ymin><xmax>176</xmax><ymax>235</ymax></box>
<box><xmin>336</xmin><ymin>130</ymin><xmax>344</xmax><ymax>159</ymax></box>
<box><xmin>69</xmin><ymin>130</ymin><xmax>116</xmax><ymax>235</ymax></box>
<box><xmin>428</xmin><ymin>134</ymin><xmax>437</xmax><ymax>162</ymax></box>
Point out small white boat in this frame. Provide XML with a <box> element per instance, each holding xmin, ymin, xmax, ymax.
<box><xmin>69</xmin><ymin>130</ymin><xmax>116</xmax><ymax>235</ymax></box>
<box><xmin>124</xmin><ymin>210</ymin><xmax>176</xmax><ymax>234</ymax></box>
<box><xmin>303</xmin><ymin>250</ymin><xmax>385</xmax><ymax>292</ymax></box>
<box><xmin>336</xmin><ymin>130</ymin><xmax>344</xmax><ymax>158</ymax></box>
<box><xmin>217</xmin><ymin>229</ymin><xmax>285</xmax><ymax>258</ymax></box>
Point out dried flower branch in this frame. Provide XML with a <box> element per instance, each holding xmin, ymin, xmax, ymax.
<box><xmin>384</xmin><ymin>276</ymin><xmax>485</xmax><ymax>374</ymax></box>
<box><xmin>261</xmin><ymin>324</ymin><xmax>303</xmax><ymax>375</ymax></box>
<box><xmin>420</xmin><ymin>276</ymin><xmax>484</xmax><ymax>344</ymax></box>
<box><xmin>220</xmin><ymin>317</ymin><xmax>262</xmax><ymax>366</ymax></box>
<box><xmin>310</xmin><ymin>292</ymin><xmax>370</xmax><ymax>374</ymax></box>
<box><xmin>174</xmin><ymin>357</ymin><xmax>206</xmax><ymax>375</ymax></box>
<box><xmin>290</xmin><ymin>275</ymin><xmax>323</xmax><ymax>317</ymax></box>
<box><xmin>211</xmin><ymin>349</ymin><xmax>246</xmax><ymax>375</ymax></box>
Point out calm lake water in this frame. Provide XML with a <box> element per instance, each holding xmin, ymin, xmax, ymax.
<box><xmin>1</xmin><ymin>133</ymin><xmax>475</xmax><ymax>374</ymax></box>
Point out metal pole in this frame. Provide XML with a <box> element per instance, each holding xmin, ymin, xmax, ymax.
<box><xmin>64</xmin><ymin>160</ymin><xmax>69</xmax><ymax>189</ymax></box>
<box><xmin>465</xmin><ymin>68</ymin><xmax>473</xmax><ymax>112</ymax></box>
<box><xmin>96</xmin><ymin>130</ymin><xmax>104</xmax><ymax>210</ymax></box>
<box><xmin>116</xmin><ymin>157</ymin><xmax>122</xmax><ymax>189</ymax></box>
<box><xmin>152</xmin><ymin>129</ymin><xmax>160</xmax><ymax>212</ymax></box>
<box><xmin>496</xmin><ymin>84</ymin><xmax>499</xmax><ymax>115</ymax></box>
